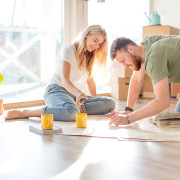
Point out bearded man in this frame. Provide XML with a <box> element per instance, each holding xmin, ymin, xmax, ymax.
<box><xmin>109</xmin><ymin>35</ymin><xmax>180</xmax><ymax>126</ymax></box>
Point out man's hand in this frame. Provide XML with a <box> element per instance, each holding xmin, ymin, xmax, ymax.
<box><xmin>123</xmin><ymin>111</ymin><xmax>132</xmax><ymax>115</ymax></box>
<box><xmin>76</xmin><ymin>92</ymin><xmax>88</xmax><ymax>107</ymax></box>
<box><xmin>108</xmin><ymin>110</ymin><xmax>120</xmax><ymax>118</ymax></box>
<box><xmin>108</xmin><ymin>110</ymin><xmax>131</xmax><ymax>118</ymax></box>
<box><xmin>109</xmin><ymin>114</ymin><xmax>128</xmax><ymax>126</ymax></box>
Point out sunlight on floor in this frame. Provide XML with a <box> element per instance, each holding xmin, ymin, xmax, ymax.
<box><xmin>50</xmin><ymin>138</ymin><xmax>137</xmax><ymax>180</ymax></box>
<box><xmin>0</xmin><ymin>156</ymin><xmax>21</xmax><ymax>174</ymax></box>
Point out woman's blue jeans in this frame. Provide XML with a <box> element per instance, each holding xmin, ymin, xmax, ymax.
<box><xmin>175</xmin><ymin>98</ymin><xmax>180</xmax><ymax>112</ymax></box>
<box><xmin>42</xmin><ymin>84</ymin><xmax>115</xmax><ymax>121</ymax></box>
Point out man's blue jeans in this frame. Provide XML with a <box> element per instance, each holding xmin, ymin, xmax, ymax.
<box><xmin>42</xmin><ymin>84</ymin><xmax>115</xmax><ymax>121</ymax></box>
<box><xmin>175</xmin><ymin>98</ymin><xmax>180</xmax><ymax>112</ymax></box>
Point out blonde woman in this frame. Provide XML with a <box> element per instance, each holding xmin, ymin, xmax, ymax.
<box><xmin>5</xmin><ymin>25</ymin><xmax>115</xmax><ymax>121</ymax></box>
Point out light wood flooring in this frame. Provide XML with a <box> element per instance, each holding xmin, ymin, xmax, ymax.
<box><xmin>0</xmin><ymin>98</ymin><xmax>180</xmax><ymax>180</ymax></box>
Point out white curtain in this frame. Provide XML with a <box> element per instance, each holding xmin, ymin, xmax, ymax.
<box><xmin>63</xmin><ymin>0</ymin><xmax>88</xmax><ymax>45</ymax></box>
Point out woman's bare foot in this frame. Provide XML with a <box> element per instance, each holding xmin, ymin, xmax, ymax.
<box><xmin>5</xmin><ymin>109</ymin><xmax>42</xmax><ymax>120</ymax></box>
<box><xmin>5</xmin><ymin>110</ymin><xmax>28</xmax><ymax>120</ymax></box>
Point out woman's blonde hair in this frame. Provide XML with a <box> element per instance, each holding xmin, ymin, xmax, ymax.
<box><xmin>74</xmin><ymin>24</ymin><xmax>108</xmax><ymax>76</ymax></box>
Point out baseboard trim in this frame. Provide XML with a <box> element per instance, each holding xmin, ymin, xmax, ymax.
<box><xmin>4</xmin><ymin>100</ymin><xmax>45</xmax><ymax>110</ymax></box>
<box><xmin>97</xmin><ymin>93</ymin><xmax>111</xmax><ymax>97</ymax></box>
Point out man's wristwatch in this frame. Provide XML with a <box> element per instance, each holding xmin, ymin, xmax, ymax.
<box><xmin>125</xmin><ymin>106</ymin><xmax>134</xmax><ymax>112</ymax></box>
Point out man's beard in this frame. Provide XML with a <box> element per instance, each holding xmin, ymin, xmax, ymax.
<box><xmin>129</xmin><ymin>53</ymin><xmax>142</xmax><ymax>71</ymax></box>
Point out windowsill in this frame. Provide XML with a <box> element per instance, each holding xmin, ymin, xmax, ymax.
<box><xmin>0</xmin><ymin>83</ymin><xmax>46</xmax><ymax>110</ymax></box>
<box><xmin>0</xmin><ymin>83</ymin><xmax>46</xmax><ymax>104</ymax></box>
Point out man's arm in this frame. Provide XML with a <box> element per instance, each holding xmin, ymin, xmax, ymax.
<box><xmin>129</xmin><ymin>77</ymin><xmax>170</xmax><ymax>122</ymax></box>
<box><xmin>110</xmin><ymin>77</ymin><xmax>170</xmax><ymax>125</ymax></box>
<box><xmin>87</xmin><ymin>75</ymin><xmax>97</xmax><ymax>96</ymax></box>
<box><xmin>109</xmin><ymin>65</ymin><xmax>145</xmax><ymax>117</ymax></box>
<box><xmin>126</xmin><ymin>65</ymin><xmax>145</xmax><ymax>110</ymax></box>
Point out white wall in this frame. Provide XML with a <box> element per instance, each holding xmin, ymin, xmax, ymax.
<box><xmin>150</xmin><ymin>0</ymin><xmax>180</xmax><ymax>29</ymax></box>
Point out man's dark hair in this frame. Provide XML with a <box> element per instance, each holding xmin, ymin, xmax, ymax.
<box><xmin>110</xmin><ymin>37</ymin><xmax>137</xmax><ymax>60</ymax></box>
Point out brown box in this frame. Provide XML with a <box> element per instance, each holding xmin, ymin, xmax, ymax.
<box><xmin>142</xmin><ymin>74</ymin><xmax>155</xmax><ymax>98</ymax></box>
<box><xmin>177</xmin><ymin>93</ymin><xmax>180</xmax><ymax>99</ymax></box>
<box><xmin>170</xmin><ymin>83</ymin><xmax>180</xmax><ymax>99</ymax></box>
<box><xmin>142</xmin><ymin>25</ymin><xmax>179</xmax><ymax>39</ymax></box>
<box><xmin>111</xmin><ymin>60</ymin><xmax>133</xmax><ymax>78</ymax></box>
<box><xmin>111</xmin><ymin>77</ymin><xmax>130</xmax><ymax>100</ymax></box>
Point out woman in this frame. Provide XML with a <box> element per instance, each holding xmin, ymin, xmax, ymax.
<box><xmin>5</xmin><ymin>24</ymin><xmax>115</xmax><ymax>121</ymax></box>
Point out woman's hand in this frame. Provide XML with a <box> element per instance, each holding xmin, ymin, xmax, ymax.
<box><xmin>109</xmin><ymin>114</ymin><xmax>128</xmax><ymax>126</ymax></box>
<box><xmin>76</xmin><ymin>92</ymin><xmax>88</xmax><ymax>107</ymax></box>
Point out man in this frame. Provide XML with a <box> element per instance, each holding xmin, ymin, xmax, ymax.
<box><xmin>109</xmin><ymin>35</ymin><xmax>180</xmax><ymax>126</ymax></box>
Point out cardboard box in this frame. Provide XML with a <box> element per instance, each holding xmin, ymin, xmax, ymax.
<box><xmin>171</xmin><ymin>83</ymin><xmax>180</xmax><ymax>99</ymax></box>
<box><xmin>111</xmin><ymin>77</ymin><xmax>130</xmax><ymax>100</ymax></box>
<box><xmin>177</xmin><ymin>93</ymin><xmax>180</xmax><ymax>99</ymax></box>
<box><xmin>111</xmin><ymin>60</ymin><xmax>133</xmax><ymax>78</ymax></box>
<box><xmin>142</xmin><ymin>92</ymin><xmax>155</xmax><ymax>99</ymax></box>
<box><xmin>142</xmin><ymin>25</ymin><xmax>179</xmax><ymax>39</ymax></box>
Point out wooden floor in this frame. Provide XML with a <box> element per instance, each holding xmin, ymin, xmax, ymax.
<box><xmin>0</xmin><ymin>98</ymin><xmax>180</xmax><ymax>180</ymax></box>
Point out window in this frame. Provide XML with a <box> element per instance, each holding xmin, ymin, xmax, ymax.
<box><xmin>0</xmin><ymin>0</ymin><xmax>63</xmax><ymax>103</ymax></box>
<box><xmin>88</xmin><ymin>0</ymin><xmax>149</xmax><ymax>93</ymax></box>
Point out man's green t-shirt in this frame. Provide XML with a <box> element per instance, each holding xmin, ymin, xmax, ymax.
<box><xmin>143</xmin><ymin>35</ymin><xmax>180</xmax><ymax>85</ymax></box>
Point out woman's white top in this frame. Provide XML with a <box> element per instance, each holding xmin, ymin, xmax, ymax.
<box><xmin>49</xmin><ymin>43</ymin><xmax>89</xmax><ymax>94</ymax></box>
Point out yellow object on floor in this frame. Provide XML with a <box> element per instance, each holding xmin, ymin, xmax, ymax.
<box><xmin>0</xmin><ymin>73</ymin><xmax>3</xmax><ymax>83</ymax></box>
